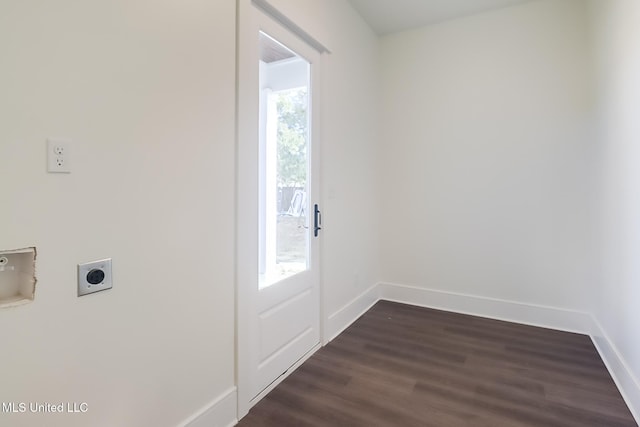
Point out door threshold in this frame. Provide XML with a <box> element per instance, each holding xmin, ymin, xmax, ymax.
<box><xmin>247</xmin><ymin>342</ymin><xmax>321</xmax><ymax>411</ymax></box>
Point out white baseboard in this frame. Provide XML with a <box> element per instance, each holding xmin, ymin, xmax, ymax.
<box><xmin>378</xmin><ymin>282</ymin><xmax>593</xmax><ymax>334</ymax></box>
<box><xmin>325</xmin><ymin>284</ymin><xmax>379</xmax><ymax>344</ymax></box>
<box><xmin>182</xmin><ymin>387</ymin><xmax>238</xmax><ymax>427</ymax></box>
<box><xmin>589</xmin><ymin>316</ymin><xmax>640</xmax><ymax>424</ymax></box>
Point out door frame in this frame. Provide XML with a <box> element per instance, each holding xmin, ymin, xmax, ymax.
<box><xmin>236</xmin><ymin>0</ymin><xmax>329</xmax><ymax>418</ymax></box>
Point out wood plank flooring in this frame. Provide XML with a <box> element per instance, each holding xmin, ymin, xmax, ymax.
<box><xmin>237</xmin><ymin>300</ymin><xmax>637</xmax><ymax>427</ymax></box>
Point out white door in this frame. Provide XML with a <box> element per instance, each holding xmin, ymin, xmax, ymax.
<box><xmin>237</xmin><ymin>0</ymin><xmax>323</xmax><ymax>417</ymax></box>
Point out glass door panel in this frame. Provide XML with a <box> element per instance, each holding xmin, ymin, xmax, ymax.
<box><xmin>258</xmin><ymin>32</ymin><xmax>311</xmax><ymax>288</ymax></box>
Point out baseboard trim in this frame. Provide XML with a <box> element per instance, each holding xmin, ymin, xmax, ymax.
<box><xmin>325</xmin><ymin>284</ymin><xmax>379</xmax><ymax>344</ymax></box>
<box><xmin>589</xmin><ymin>316</ymin><xmax>640</xmax><ymax>423</ymax></box>
<box><xmin>182</xmin><ymin>386</ymin><xmax>238</xmax><ymax>427</ymax></box>
<box><xmin>378</xmin><ymin>282</ymin><xmax>593</xmax><ymax>334</ymax></box>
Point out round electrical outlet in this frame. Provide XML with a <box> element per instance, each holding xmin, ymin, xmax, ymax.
<box><xmin>77</xmin><ymin>258</ymin><xmax>112</xmax><ymax>297</ymax></box>
<box><xmin>86</xmin><ymin>269</ymin><xmax>105</xmax><ymax>285</ymax></box>
<box><xmin>0</xmin><ymin>256</ymin><xmax>8</xmax><ymax>266</ymax></box>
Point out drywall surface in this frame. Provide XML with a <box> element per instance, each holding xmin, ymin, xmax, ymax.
<box><xmin>266</xmin><ymin>0</ymin><xmax>382</xmax><ymax>322</ymax></box>
<box><xmin>0</xmin><ymin>1</ymin><xmax>236</xmax><ymax>426</ymax></box>
<box><xmin>378</xmin><ymin>0</ymin><xmax>598</xmax><ymax>311</ymax></box>
<box><xmin>588</xmin><ymin>0</ymin><xmax>640</xmax><ymax>388</ymax></box>
<box><xmin>317</xmin><ymin>1</ymin><xmax>381</xmax><ymax>323</ymax></box>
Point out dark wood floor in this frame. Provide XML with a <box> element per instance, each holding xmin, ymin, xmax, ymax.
<box><xmin>238</xmin><ymin>300</ymin><xmax>637</xmax><ymax>427</ymax></box>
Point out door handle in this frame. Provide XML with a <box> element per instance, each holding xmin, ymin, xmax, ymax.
<box><xmin>314</xmin><ymin>204</ymin><xmax>322</xmax><ymax>237</ymax></box>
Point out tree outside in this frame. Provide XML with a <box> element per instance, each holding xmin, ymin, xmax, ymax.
<box><xmin>275</xmin><ymin>87</ymin><xmax>308</xmax><ymax>267</ymax></box>
<box><xmin>276</xmin><ymin>88</ymin><xmax>308</xmax><ymax>189</ymax></box>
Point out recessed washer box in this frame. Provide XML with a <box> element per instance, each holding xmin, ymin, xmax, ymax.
<box><xmin>0</xmin><ymin>247</ymin><xmax>37</xmax><ymax>308</ymax></box>
<box><xmin>78</xmin><ymin>258</ymin><xmax>112</xmax><ymax>297</ymax></box>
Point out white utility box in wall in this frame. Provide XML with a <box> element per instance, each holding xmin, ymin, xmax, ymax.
<box><xmin>0</xmin><ymin>247</ymin><xmax>37</xmax><ymax>308</ymax></box>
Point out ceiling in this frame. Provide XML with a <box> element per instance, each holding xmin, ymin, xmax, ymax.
<box><xmin>260</xmin><ymin>32</ymin><xmax>296</xmax><ymax>63</ymax></box>
<box><xmin>348</xmin><ymin>0</ymin><xmax>537</xmax><ymax>35</ymax></box>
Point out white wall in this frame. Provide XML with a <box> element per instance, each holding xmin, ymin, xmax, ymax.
<box><xmin>0</xmin><ymin>1</ymin><xmax>236</xmax><ymax>426</ymax></box>
<box><xmin>378</xmin><ymin>0</ymin><xmax>597</xmax><ymax>312</ymax></box>
<box><xmin>1</xmin><ymin>0</ymin><xmax>381</xmax><ymax>424</ymax></box>
<box><xmin>265</xmin><ymin>0</ymin><xmax>382</xmax><ymax>330</ymax></box>
<box><xmin>588</xmin><ymin>0</ymin><xmax>640</xmax><ymax>401</ymax></box>
<box><xmin>318</xmin><ymin>2</ymin><xmax>380</xmax><ymax>324</ymax></box>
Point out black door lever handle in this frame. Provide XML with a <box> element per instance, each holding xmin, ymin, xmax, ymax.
<box><xmin>314</xmin><ymin>204</ymin><xmax>322</xmax><ymax>237</ymax></box>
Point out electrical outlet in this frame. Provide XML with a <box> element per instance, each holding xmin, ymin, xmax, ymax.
<box><xmin>47</xmin><ymin>138</ymin><xmax>71</xmax><ymax>173</ymax></box>
<box><xmin>78</xmin><ymin>258</ymin><xmax>113</xmax><ymax>296</ymax></box>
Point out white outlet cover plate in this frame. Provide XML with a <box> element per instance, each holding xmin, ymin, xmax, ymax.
<box><xmin>78</xmin><ymin>258</ymin><xmax>112</xmax><ymax>296</ymax></box>
<box><xmin>47</xmin><ymin>138</ymin><xmax>71</xmax><ymax>173</ymax></box>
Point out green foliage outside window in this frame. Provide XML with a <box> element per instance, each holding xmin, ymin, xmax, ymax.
<box><xmin>276</xmin><ymin>88</ymin><xmax>308</xmax><ymax>188</ymax></box>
